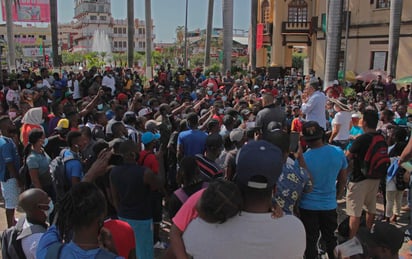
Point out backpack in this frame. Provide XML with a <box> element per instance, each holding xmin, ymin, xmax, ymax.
<box><xmin>18</xmin><ymin>162</ymin><xmax>31</xmax><ymax>191</ymax></box>
<box><xmin>50</xmin><ymin>149</ymin><xmax>79</xmax><ymax>202</ymax></box>
<box><xmin>361</xmin><ymin>133</ymin><xmax>390</xmax><ymax>179</ymax></box>
<box><xmin>395</xmin><ymin>166</ymin><xmax>409</xmax><ymax>191</ymax></box>
<box><xmin>45</xmin><ymin>243</ymin><xmax>118</xmax><ymax>259</ymax></box>
<box><xmin>1</xmin><ymin>217</ymin><xmax>47</xmax><ymax>259</ymax></box>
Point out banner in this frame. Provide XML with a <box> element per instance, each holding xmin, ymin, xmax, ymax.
<box><xmin>257</xmin><ymin>24</ymin><xmax>264</xmax><ymax>50</ymax></box>
<box><xmin>2</xmin><ymin>0</ymin><xmax>50</xmax><ymax>22</ymax></box>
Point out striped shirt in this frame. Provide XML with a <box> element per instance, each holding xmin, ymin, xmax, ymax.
<box><xmin>195</xmin><ymin>154</ymin><xmax>224</xmax><ymax>181</ymax></box>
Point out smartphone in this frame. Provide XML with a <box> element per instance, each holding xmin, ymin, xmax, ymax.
<box><xmin>108</xmin><ymin>154</ymin><xmax>124</xmax><ymax>166</ymax></box>
<box><xmin>289</xmin><ymin>132</ymin><xmax>300</xmax><ymax>153</ymax></box>
<box><xmin>401</xmin><ymin>161</ymin><xmax>412</xmax><ymax>172</ymax></box>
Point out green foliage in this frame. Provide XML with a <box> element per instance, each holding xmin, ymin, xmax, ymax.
<box><xmin>205</xmin><ymin>63</ymin><xmax>221</xmax><ymax>75</ymax></box>
<box><xmin>61</xmin><ymin>51</ymin><xmax>83</xmax><ymax>65</ymax></box>
<box><xmin>343</xmin><ymin>86</ymin><xmax>356</xmax><ymax>98</ymax></box>
<box><xmin>84</xmin><ymin>52</ymin><xmax>105</xmax><ymax>68</ymax></box>
<box><xmin>292</xmin><ymin>55</ymin><xmax>304</xmax><ymax>70</ymax></box>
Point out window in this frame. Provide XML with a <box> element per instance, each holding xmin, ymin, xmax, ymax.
<box><xmin>114</xmin><ymin>41</ymin><xmax>118</xmax><ymax>48</ymax></box>
<box><xmin>261</xmin><ymin>0</ymin><xmax>270</xmax><ymax>23</ymax></box>
<box><xmin>98</xmin><ymin>4</ymin><xmax>104</xmax><ymax>12</ymax></box>
<box><xmin>100</xmin><ymin>16</ymin><xmax>106</xmax><ymax>21</ymax></box>
<box><xmin>288</xmin><ymin>0</ymin><xmax>308</xmax><ymax>23</ymax></box>
<box><xmin>370</xmin><ymin>51</ymin><xmax>387</xmax><ymax>70</ymax></box>
<box><xmin>138</xmin><ymin>42</ymin><xmax>146</xmax><ymax>49</ymax></box>
<box><xmin>139</xmin><ymin>28</ymin><xmax>145</xmax><ymax>35</ymax></box>
<box><xmin>123</xmin><ymin>28</ymin><xmax>126</xmax><ymax>34</ymax></box>
<box><xmin>376</xmin><ymin>0</ymin><xmax>390</xmax><ymax>8</ymax></box>
<box><xmin>114</xmin><ymin>27</ymin><xmax>117</xmax><ymax>34</ymax></box>
<box><xmin>90</xmin><ymin>15</ymin><xmax>97</xmax><ymax>21</ymax></box>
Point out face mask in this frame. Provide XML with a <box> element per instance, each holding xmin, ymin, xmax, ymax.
<box><xmin>42</xmin><ymin>138</ymin><xmax>48</xmax><ymax>147</ymax></box>
<box><xmin>207</xmin><ymin>90</ymin><xmax>213</xmax><ymax>96</ymax></box>
<box><xmin>218</xmin><ymin>108</ymin><xmax>224</xmax><ymax>115</ymax></box>
<box><xmin>222</xmin><ymin>96</ymin><xmax>227</xmax><ymax>102</ymax></box>
<box><xmin>97</xmin><ymin>104</ymin><xmax>103</xmax><ymax>110</ymax></box>
<box><xmin>407</xmin><ymin>122</ymin><xmax>412</xmax><ymax>129</ymax></box>
<box><xmin>44</xmin><ymin>200</ymin><xmax>54</xmax><ymax>218</ymax></box>
<box><xmin>8</xmin><ymin>111</ymin><xmax>16</xmax><ymax>119</ymax></box>
<box><xmin>36</xmin><ymin>83</ymin><xmax>43</xmax><ymax>88</ymax></box>
<box><xmin>210</xmin><ymin>75</ymin><xmax>215</xmax><ymax>79</ymax></box>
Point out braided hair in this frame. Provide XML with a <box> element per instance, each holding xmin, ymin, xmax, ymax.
<box><xmin>56</xmin><ymin>182</ymin><xmax>107</xmax><ymax>242</ymax></box>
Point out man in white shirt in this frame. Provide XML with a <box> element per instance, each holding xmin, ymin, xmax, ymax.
<box><xmin>302</xmin><ymin>80</ymin><xmax>327</xmax><ymax>130</ymax></box>
<box><xmin>183</xmin><ymin>140</ymin><xmax>306</xmax><ymax>259</ymax></box>
<box><xmin>102</xmin><ymin>71</ymin><xmax>116</xmax><ymax>96</ymax></box>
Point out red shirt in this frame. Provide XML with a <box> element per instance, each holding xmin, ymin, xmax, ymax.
<box><xmin>104</xmin><ymin>219</ymin><xmax>136</xmax><ymax>259</ymax></box>
<box><xmin>138</xmin><ymin>150</ymin><xmax>159</xmax><ymax>174</ymax></box>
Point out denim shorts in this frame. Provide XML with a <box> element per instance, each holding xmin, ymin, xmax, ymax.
<box><xmin>1</xmin><ymin>178</ymin><xmax>19</xmax><ymax>209</ymax></box>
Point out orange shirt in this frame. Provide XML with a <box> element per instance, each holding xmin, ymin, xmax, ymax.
<box><xmin>21</xmin><ymin>124</ymin><xmax>42</xmax><ymax>146</ymax></box>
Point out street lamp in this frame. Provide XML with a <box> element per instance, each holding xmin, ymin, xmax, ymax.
<box><xmin>184</xmin><ymin>0</ymin><xmax>188</xmax><ymax>68</ymax></box>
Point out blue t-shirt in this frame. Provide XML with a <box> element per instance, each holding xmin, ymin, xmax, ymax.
<box><xmin>177</xmin><ymin>129</ymin><xmax>207</xmax><ymax>157</ymax></box>
<box><xmin>63</xmin><ymin>149</ymin><xmax>83</xmax><ymax>183</ymax></box>
<box><xmin>274</xmin><ymin>161</ymin><xmax>312</xmax><ymax>215</ymax></box>
<box><xmin>37</xmin><ymin>225</ymin><xmax>122</xmax><ymax>259</ymax></box>
<box><xmin>300</xmin><ymin>145</ymin><xmax>348</xmax><ymax>210</ymax></box>
<box><xmin>0</xmin><ymin>136</ymin><xmax>20</xmax><ymax>182</ymax></box>
<box><xmin>346</xmin><ymin>126</ymin><xmax>364</xmax><ymax>151</ymax></box>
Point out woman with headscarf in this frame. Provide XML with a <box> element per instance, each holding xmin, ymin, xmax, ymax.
<box><xmin>21</xmin><ymin>107</ymin><xmax>44</xmax><ymax>146</ymax></box>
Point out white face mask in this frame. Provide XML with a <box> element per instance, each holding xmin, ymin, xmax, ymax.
<box><xmin>97</xmin><ymin>104</ymin><xmax>103</xmax><ymax>110</ymax></box>
<box><xmin>36</xmin><ymin>83</ymin><xmax>43</xmax><ymax>89</ymax></box>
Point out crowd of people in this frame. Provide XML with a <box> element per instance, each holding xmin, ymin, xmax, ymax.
<box><xmin>0</xmin><ymin>64</ymin><xmax>411</xmax><ymax>258</ymax></box>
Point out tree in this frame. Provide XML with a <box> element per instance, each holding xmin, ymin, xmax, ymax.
<box><xmin>324</xmin><ymin>0</ymin><xmax>344</xmax><ymax>89</ymax></box>
<box><xmin>50</xmin><ymin>0</ymin><xmax>58</xmax><ymax>67</ymax></box>
<box><xmin>204</xmin><ymin>0</ymin><xmax>214</xmax><ymax>68</ymax></box>
<box><xmin>145</xmin><ymin>0</ymin><xmax>153</xmax><ymax>78</ymax></box>
<box><xmin>127</xmin><ymin>0</ymin><xmax>134</xmax><ymax>68</ymax></box>
<box><xmin>387</xmin><ymin>0</ymin><xmax>403</xmax><ymax>77</ymax></box>
<box><xmin>4</xmin><ymin>0</ymin><xmax>16</xmax><ymax>69</ymax></box>
<box><xmin>222</xmin><ymin>0</ymin><xmax>233</xmax><ymax>73</ymax></box>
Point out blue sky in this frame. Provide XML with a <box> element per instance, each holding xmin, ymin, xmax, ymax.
<box><xmin>54</xmin><ymin>0</ymin><xmax>251</xmax><ymax>43</ymax></box>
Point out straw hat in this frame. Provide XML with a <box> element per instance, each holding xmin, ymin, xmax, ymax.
<box><xmin>330</xmin><ymin>97</ymin><xmax>351</xmax><ymax>111</ymax></box>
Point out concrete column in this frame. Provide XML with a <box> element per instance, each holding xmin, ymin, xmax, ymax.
<box><xmin>270</xmin><ymin>0</ymin><xmax>284</xmax><ymax>67</ymax></box>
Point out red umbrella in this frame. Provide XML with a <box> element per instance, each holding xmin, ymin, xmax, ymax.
<box><xmin>355</xmin><ymin>70</ymin><xmax>387</xmax><ymax>82</ymax></box>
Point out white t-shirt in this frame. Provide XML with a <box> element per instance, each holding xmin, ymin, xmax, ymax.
<box><xmin>21</xmin><ymin>220</ymin><xmax>44</xmax><ymax>259</ymax></box>
<box><xmin>183</xmin><ymin>212</ymin><xmax>306</xmax><ymax>259</ymax></box>
<box><xmin>332</xmin><ymin>111</ymin><xmax>352</xmax><ymax>141</ymax></box>
<box><xmin>102</xmin><ymin>75</ymin><xmax>116</xmax><ymax>96</ymax></box>
<box><xmin>68</xmin><ymin>79</ymin><xmax>81</xmax><ymax>99</ymax></box>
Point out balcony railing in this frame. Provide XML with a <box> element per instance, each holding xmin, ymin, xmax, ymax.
<box><xmin>281</xmin><ymin>21</ymin><xmax>312</xmax><ymax>34</ymax></box>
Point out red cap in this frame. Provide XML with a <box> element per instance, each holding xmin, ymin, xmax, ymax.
<box><xmin>117</xmin><ymin>93</ymin><xmax>128</xmax><ymax>101</ymax></box>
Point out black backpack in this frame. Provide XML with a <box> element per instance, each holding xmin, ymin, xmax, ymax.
<box><xmin>50</xmin><ymin>149</ymin><xmax>79</xmax><ymax>202</ymax></box>
<box><xmin>361</xmin><ymin>133</ymin><xmax>390</xmax><ymax>179</ymax></box>
<box><xmin>1</xmin><ymin>217</ymin><xmax>47</xmax><ymax>259</ymax></box>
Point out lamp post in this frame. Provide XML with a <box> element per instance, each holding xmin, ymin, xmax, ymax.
<box><xmin>0</xmin><ymin>39</ymin><xmax>5</xmax><ymax>88</ymax></box>
<box><xmin>184</xmin><ymin>0</ymin><xmax>188</xmax><ymax>68</ymax></box>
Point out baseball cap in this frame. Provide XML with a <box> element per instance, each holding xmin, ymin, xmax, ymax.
<box><xmin>117</xmin><ymin>93</ymin><xmax>128</xmax><ymax>101</ymax></box>
<box><xmin>230</xmin><ymin>128</ymin><xmax>245</xmax><ymax>143</ymax></box>
<box><xmin>141</xmin><ymin>132</ymin><xmax>160</xmax><ymax>145</ymax></box>
<box><xmin>302</xmin><ymin>121</ymin><xmax>324</xmax><ymax>141</ymax></box>
<box><xmin>342</xmin><ymin>223</ymin><xmax>404</xmax><ymax>256</ymax></box>
<box><xmin>138</xmin><ymin>107</ymin><xmax>152</xmax><ymax>117</ymax></box>
<box><xmin>235</xmin><ymin>140</ymin><xmax>283</xmax><ymax>189</ymax></box>
<box><xmin>55</xmin><ymin>118</ymin><xmax>69</xmax><ymax>130</ymax></box>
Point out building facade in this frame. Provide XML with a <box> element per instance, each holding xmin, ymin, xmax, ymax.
<box><xmin>256</xmin><ymin>0</ymin><xmax>412</xmax><ymax>79</ymax></box>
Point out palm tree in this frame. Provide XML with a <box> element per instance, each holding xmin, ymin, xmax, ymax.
<box><xmin>50</xmin><ymin>0</ymin><xmax>58</xmax><ymax>67</ymax></box>
<box><xmin>127</xmin><ymin>0</ymin><xmax>134</xmax><ymax>68</ymax></box>
<box><xmin>204</xmin><ymin>0</ymin><xmax>214</xmax><ymax>68</ymax></box>
<box><xmin>387</xmin><ymin>0</ymin><xmax>403</xmax><ymax>77</ymax></box>
<box><xmin>222</xmin><ymin>0</ymin><xmax>233</xmax><ymax>73</ymax></box>
<box><xmin>145</xmin><ymin>0</ymin><xmax>152</xmax><ymax>78</ymax></box>
<box><xmin>4</xmin><ymin>0</ymin><xmax>16</xmax><ymax>69</ymax></box>
<box><xmin>323</xmin><ymin>0</ymin><xmax>344</xmax><ymax>89</ymax></box>
<box><xmin>250</xmin><ymin>0</ymin><xmax>258</xmax><ymax>71</ymax></box>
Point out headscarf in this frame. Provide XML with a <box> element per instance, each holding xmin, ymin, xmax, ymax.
<box><xmin>21</xmin><ymin>107</ymin><xmax>43</xmax><ymax>125</ymax></box>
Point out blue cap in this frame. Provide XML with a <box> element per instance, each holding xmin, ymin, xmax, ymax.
<box><xmin>235</xmin><ymin>140</ymin><xmax>283</xmax><ymax>189</ymax></box>
<box><xmin>141</xmin><ymin>132</ymin><xmax>160</xmax><ymax>145</ymax></box>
